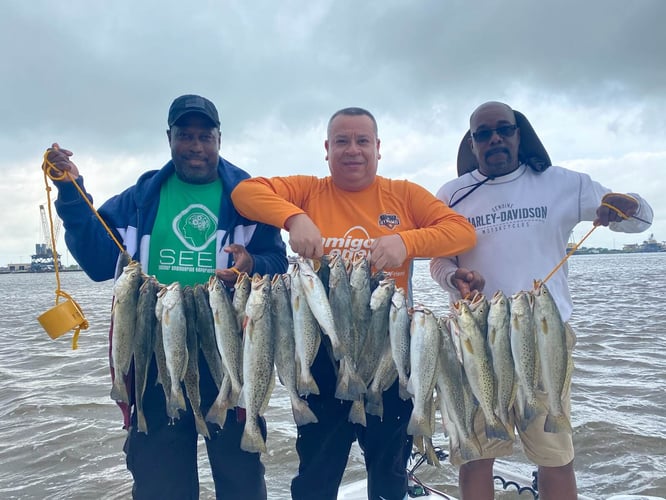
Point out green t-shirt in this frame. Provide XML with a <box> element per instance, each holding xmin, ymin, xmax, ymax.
<box><xmin>148</xmin><ymin>174</ymin><xmax>222</xmax><ymax>287</ymax></box>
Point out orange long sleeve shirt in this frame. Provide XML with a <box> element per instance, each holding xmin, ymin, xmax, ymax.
<box><xmin>231</xmin><ymin>175</ymin><xmax>475</xmax><ymax>292</ymax></box>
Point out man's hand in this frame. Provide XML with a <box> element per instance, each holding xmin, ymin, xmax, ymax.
<box><xmin>44</xmin><ymin>143</ymin><xmax>80</xmax><ymax>179</ymax></box>
<box><xmin>369</xmin><ymin>234</ymin><xmax>407</xmax><ymax>271</ymax></box>
<box><xmin>451</xmin><ymin>267</ymin><xmax>485</xmax><ymax>298</ymax></box>
<box><xmin>284</xmin><ymin>213</ymin><xmax>324</xmax><ymax>259</ymax></box>
<box><xmin>216</xmin><ymin>244</ymin><xmax>253</xmax><ymax>286</ymax></box>
<box><xmin>594</xmin><ymin>193</ymin><xmax>638</xmax><ymax>226</ymax></box>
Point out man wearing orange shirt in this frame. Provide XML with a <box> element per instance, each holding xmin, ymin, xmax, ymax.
<box><xmin>231</xmin><ymin>107</ymin><xmax>476</xmax><ymax>500</ymax></box>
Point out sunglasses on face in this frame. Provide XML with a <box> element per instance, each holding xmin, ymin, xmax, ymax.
<box><xmin>471</xmin><ymin>124</ymin><xmax>518</xmax><ymax>142</ymax></box>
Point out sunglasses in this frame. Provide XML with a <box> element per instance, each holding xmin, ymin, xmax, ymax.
<box><xmin>471</xmin><ymin>124</ymin><xmax>518</xmax><ymax>142</ymax></box>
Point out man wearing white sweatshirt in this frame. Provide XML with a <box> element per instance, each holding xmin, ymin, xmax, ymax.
<box><xmin>430</xmin><ymin>101</ymin><xmax>653</xmax><ymax>500</ymax></box>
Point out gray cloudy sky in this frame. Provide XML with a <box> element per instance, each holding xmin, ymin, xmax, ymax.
<box><xmin>1</xmin><ymin>0</ymin><xmax>664</xmax><ymax>267</ymax></box>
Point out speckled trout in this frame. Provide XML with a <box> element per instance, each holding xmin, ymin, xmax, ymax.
<box><xmin>532</xmin><ymin>281</ymin><xmax>573</xmax><ymax>434</ymax></box>
<box><xmin>156</xmin><ymin>282</ymin><xmax>188</xmax><ymax>420</ymax></box>
<box><xmin>110</xmin><ymin>260</ymin><xmax>143</xmax><ymax>405</ymax></box>
<box><xmin>239</xmin><ymin>274</ymin><xmax>275</xmax><ymax>454</ymax></box>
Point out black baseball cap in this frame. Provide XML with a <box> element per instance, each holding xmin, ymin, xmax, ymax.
<box><xmin>167</xmin><ymin>94</ymin><xmax>220</xmax><ymax>128</ymax></box>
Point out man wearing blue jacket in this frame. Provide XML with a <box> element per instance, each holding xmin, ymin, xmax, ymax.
<box><xmin>45</xmin><ymin>94</ymin><xmax>288</xmax><ymax>500</ymax></box>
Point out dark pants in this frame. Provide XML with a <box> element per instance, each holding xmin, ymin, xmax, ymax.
<box><xmin>290</xmin><ymin>347</ymin><xmax>413</xmax><ymax>500</ymax></box>
<box><xmin>124</xmin><ymin>353</ymin><xmax>267</xmax><ymax>500</ymax></box>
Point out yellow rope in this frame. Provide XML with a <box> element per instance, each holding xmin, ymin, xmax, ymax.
<box><xmin>41</xmin><ymin>147</ymin><xmax>132</xmax><ymax>348</ymax></box>
<box><xmin>42</xmin><ymin>150</ymin><xmax>128</xmax><ymax>255</ymax></box>
<box><xmin>41</xmin><ymin>164</ymin><xmax>89</xmax><ymax>349</ymax></box>
<box><xmin>541</xmin><ymin>194</ymin><xmax>635</xmax><ymax>285</ymax></box>
<box><xmin>541</xmin><ymin>225</ymin><xmax>598</xmax><ymax>285</ymax></box>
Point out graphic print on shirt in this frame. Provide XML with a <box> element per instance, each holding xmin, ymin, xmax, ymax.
<box><xmin>173</xmin><ymin>204</ymin><xmax>217</xmax><ymax>251</ymax></box>
<box><xmin>468</xmin><ymin>202</ymin><xmax>548</xmax><ymax>235</ymax></box>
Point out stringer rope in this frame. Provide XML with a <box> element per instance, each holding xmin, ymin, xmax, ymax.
<box><xmin>541</xmin><ymin>193</ymin><xmax>639</xmax><ymax>285</ymax></box>
<box><xmin>41</xmin><ymin>159</ymin><xmax>89</xmax><ymax>349</ymax></box>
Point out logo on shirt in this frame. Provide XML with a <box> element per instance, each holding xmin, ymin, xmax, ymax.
<box><xmin>467</xmin><ymin>204</ymin><xmax>548</xmax><ymax>234</ymax></box>
<box><xmin>322</xmin><ymin>225</ymin><xmax>373</xmax><ymax>260</ymax></box>
<box><xmin>172</xmin><ymin>204</ymin><xmax>217</xmax><ymax>251</ymax></box>
<box><xmin>378</xmin><ymin>213</ymin><xmax>400</xmax><ymax>230</ymax></box>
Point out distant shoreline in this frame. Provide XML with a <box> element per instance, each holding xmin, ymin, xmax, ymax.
<box><xmin>0</xmin><ymin>268</ymin><xmax>84</xmax><ymax>275</ymax></box>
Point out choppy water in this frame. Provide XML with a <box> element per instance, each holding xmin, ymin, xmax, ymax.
<box><xmin>0</xmin><ymin>255</ymin><xmax>664</xmax><ymax>499</ymax></box>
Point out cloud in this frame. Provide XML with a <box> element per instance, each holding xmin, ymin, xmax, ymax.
<box><xmin>1</xmin><ymin>0</ymin><xmax>664</xmax><ymax>265</ymax></box>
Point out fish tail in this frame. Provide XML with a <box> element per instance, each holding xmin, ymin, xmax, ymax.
<box><xmin>521</xmin><ymin>396</ymin><xmax>541</xmax><ymax>428</ymax></box>
<box><xmin>205</xmin><ymin>401</ymin><xmax>229</xmax><ymax>428</ymax></box>
<box><xmin>485</xmin><ymin>415</ymin><xmax>512</xmax><ymax>441</ymax></box>
<box><xmin>459</xmin><ymin>437</ymin><xmax>481</xmax><ymax>462</ymax></box>
<box><xmin>229</xmin><ymin>381</ymin><xmax>242</xmax><ymax>408</ymax></box>
<box><xmin>330</xmin><ymin>336</ymin><xmax>345</xmax><ymax>361</ymax></box>
<box><xmin>290</xmin><ymin>395</ymin><xmax>319</xmax><ymax>427</ymax></box>
<box><xmin>398</xmin><ymin>377</ymin><xmax>411</xmax><ymax>401</ymax></box>
<box><xmin>110</xmin><ymin>377</ymin><xmax>130</xmax><ymax>405</ymax></box>
<box><xmin>335</xmin><ymin>360</ymin><xmax>366</xmax><ymax>401</ymax></box>
<box><xmin>240</xmin><ymin>419</ymin><xmax>266</xmax><ymax>454</ymax></box>
<box><xmin>364</xmin><ymin>390</ymin><xmax>384</xmax><ymax>419</ymax></box>
<box><xmin>297</xmin><ymin>371</ymin><xmax>320</xmax><ymax>397</ymax></box>
<box><xmin>136</xmin><ymin>410</ymin><xmax>148</xmax><ymax>435</ymax></box>
<box><xmin>193</xmin><ymin>411</ymin><xmax>211</xmax><ymax>439</ymax></box>
<box><xmin>348</xmin><ymin>399</ymin><xmax>367</xmax><ymax>426</ymax></box>
<box><xmin>167</xmin><ymin>385</ymin><xmax>186</xmax><ymax>419</ymax></box>
<box><xmin>544</xmin><ymin>413</ymin><xmax>573</xmax><ymax>434</ymax></box>
<box><xmin>407</xmin><ymin>411</ymin><xmax>432</xmax><ymax>438</ymax></box>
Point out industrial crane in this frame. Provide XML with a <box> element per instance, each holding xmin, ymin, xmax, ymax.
<box><xmin>31</xmin><ymin>204</ymin><xmax>62</xmax><ymax>271</ymax></box>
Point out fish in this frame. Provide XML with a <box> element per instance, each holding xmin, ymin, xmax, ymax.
<box><xmin>453</xmin><ymin>299</ymin><xmax>511</xmax><ymax>441</ymax></box>
<box><xmin>156</xmin><ymin>281</ymin><xmax>189</xmax><ymax>420</ymax></box>
<box><xmin>406</xmin><ymin>306</ymin><xmax>440</xmax><ymax>438</ymax></box>
<box><xmin>349</xmin><ymin>255</ymin><xmax>372</xmax><ymax>362</ymax></box>
<box><xmin>365</xmin><ymin>339</ymin><xmax>398</xmax><ymax>419</ymax></box>
<box><xmin>389</xmin><ymin>287</ymin><xmax>411</xmax><ymax>400</ymax></box>
<box><xmin>487</xmin><ymin>290</ymin><xmax>516</xmax><ymax>439</ymax></box>
<box><xmin>357</xmin><ymin>278</ymin><xmax>394</xmax><ymax>385</ymax></box>
<box><xmin>110</xmin><ymin>260</ymin><xmax>143</xmax><ymax>404</ymax></box>
<box><xmin>193</xmin><ymin>284</ymin><xmax>225</xmax><ymax>391</ymax></box>
<box><xmin>435</xmin><ymin>316</ymin><xmax>481</xmax><ymax>461</ymax></box>
<box><xmin>132</xmin><ymin>276</ymin><xmax>159</xmax><ymax>434</ymax></box>
<box><xmin>182</xmin><ymin>286</ymin><xmax>210</xmax><ymax>439</ymax></box>
<box><xmin>153</xmin><ymin>318</ymin><xmax>170</xmax><ymax>404</ymax></box>
<box><xmin>532</xmin><ymin>281</ymin><xmax>573</xmax><ymax>434</ymax></box>
<box><xmin>239</xmin><ymin>274</ymin><xmax>275</xmax><ymax>454</ymax></box>
<box><xmin>207</xmin><ymin>375</ymin><xmax>232</xmax><ymax>429</ymax></box>
<box><xmin>232</xmin><ymin>272</ymin><xmax>252</xmax><ymax>332</ymax></box>
<box><xmin>290</xmin><ymin>265</ymin><xmax>321</xmax><ymax>397</ymax></box>
<box><xmin>328</xmin><ymin>254</ymin><xmax>365</xmax><ymax>401</ymax></box>
<box><xmin>468</xmin><ymin>293</ymin><xmax>490</xmax><ymax>337</ymax></box>
<box><xmin>509</xmin><ymin>290</ymin><xmax>541</xmax><ymax>430</ymax></box>
<box><xmin>296</xmin><ymin>258</ymin><xmax>345</xmax><ymax>360</ymax></box>
<box><xmin>207</xmin><ymin>275</ymin><xmax>243</xmax><ymax>414</ymax></box>
<box><xmin>271</xmin><ymin>273</ymin><xmax>318</xmax><ymax>426</ymax></box>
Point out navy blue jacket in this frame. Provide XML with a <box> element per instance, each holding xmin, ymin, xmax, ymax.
<box><xmin>54</xmin><ymin>157</ymin><xmax>287</xmax><ymax>281</ymax></box>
